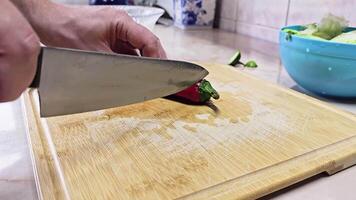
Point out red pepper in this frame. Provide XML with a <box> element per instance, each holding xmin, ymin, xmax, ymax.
<box><xmin>170</xmin><ymin>79</ymin><xmax>220</xmax><ymax>104</ymax></box>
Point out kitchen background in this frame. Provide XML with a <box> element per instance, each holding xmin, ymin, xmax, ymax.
<box><xmin>1</xmin><ymin>1</ymin><xmax>356</xmax><ymax>200</ymax></box>
<box><xmin>54</xmin><ymin>0</ymin><xmax>356</xmax><ymax>43</ymax></box>
<box><xmin>218</xmin><ymin>0</ymin><xmax>356</xmax><ymax>43</ymax></box>
<box><xmin>51</xmin><ymin>0</ymin><xmax>356</xmax><ymax>113</ymax></box>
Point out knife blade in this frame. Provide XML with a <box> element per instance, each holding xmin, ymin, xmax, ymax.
<box><xmin>30</xmin><ymin>47</ymin><xmax>208</xmax><ymax>117</ymax></box>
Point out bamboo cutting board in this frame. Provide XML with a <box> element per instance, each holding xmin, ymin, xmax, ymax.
<box><xmin>24</xmin><ymin>63</ymin><xmax>356</xmax><ymax>200</ymax></box>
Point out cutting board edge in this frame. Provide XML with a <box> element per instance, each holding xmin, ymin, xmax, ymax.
<box><xmin>23</xmin><ymin>90</ymin><xmax>67</xmax><ymax>200</ymax></box>
<box><xmin>178</xmin><ymin>135</ymin><xmax>356</xmax><ymax>200</ymax></box>
<box><xmin>21</xmin><ymin>93</ymin><xmax>45</xmax><ymax>200</ymax></box>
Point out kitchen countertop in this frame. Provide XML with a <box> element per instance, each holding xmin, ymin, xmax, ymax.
<box><xmin>1</xmin><ymin>25</ymin><xmax>355</xmax><ymax>200</ymax></box>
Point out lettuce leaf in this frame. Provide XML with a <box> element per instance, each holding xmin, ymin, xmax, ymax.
<box><xmin>312</xmin><ymin>13</ymin><xmax>348</xmax><ymax>40</ymax></box>
<box><xmin>331</xmin><ymin>30</ymin><xmax>356</xmax><ymax>44</ymax></box>
<box><xmin>296</xmin><ymin>23</ymin><xmax>327</xmax><ymax>40</ymax></box>
<box><xmin>282</xmin><ymin>14</ymin><xmax>348</xmax><ymax>41</ymax></box>
<box><xmin>299</xmin><ymin>23</ymin><xmax>318</xmax><ymax>35</ymax></box>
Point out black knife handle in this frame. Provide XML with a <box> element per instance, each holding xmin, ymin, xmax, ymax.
<box><xmin>29</xmin><ymin>47</ymin><xmax>44</xmax><ymax>88</ymax></box>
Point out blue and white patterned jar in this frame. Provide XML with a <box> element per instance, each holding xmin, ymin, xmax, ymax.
<box><xmin>174</xmin><ymin>0</ymin><xmax>216</xmax><ymax>29</ymax></box>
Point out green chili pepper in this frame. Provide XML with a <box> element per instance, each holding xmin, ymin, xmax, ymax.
<box><xmin>199</xmin><ymin>79</ymin><xmax>220</xmax><ymax>102</ymax></box>
<box><xmin>228</xmin><ymin>50</ymin><xmax>258</xmax><ymax>68</ymax></box>
<box><xmin>244</xmin><ymin>60</ymin><xmax>258</xmax><ymax>68</ymax></box>
<box><xmin>228</xmin><ymin>51</ymin><xmax>242</xmax><ymax>66</ymax></box>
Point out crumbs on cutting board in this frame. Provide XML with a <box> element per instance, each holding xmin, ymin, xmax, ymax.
<box><xmin>161</xmin><ymin>110</ymin><xmax>289</xmax><ymax>153</ymax></box>
<box><xmin>211</xmin><ymin>81</ymin><xmax>241</xmax><ymax>94</ymax></box>
<box><xmin>87</xmin><ymin>101</ymin><xmax>290</xmax><ymax>154</ymax></box>
<box><xmin>57</xmin><ymin>85</ymin><xmax>299</xmax><ymax>154</ymax></box>
<box><xmin>195</xmin><ymin>114</ymin><xmax>210</xmax><ymax>120</ymax></box>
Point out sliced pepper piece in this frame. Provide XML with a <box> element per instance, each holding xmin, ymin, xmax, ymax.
<box><xmin>244</xmin><ymin>60</ymin><xmax>258</xmax><ymax>68</ymax></box>
<box><xmin>228</xmin><ymin>51</ymin><xmax>242</xmax><ymax>66</ymax></box>
<box><xmin>172</xmin><ymin>79</ymin><xmax>219</xmax><ymax>103</ymax></box>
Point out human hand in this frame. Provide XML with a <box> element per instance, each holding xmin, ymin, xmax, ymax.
<box><xmin>0</xmin><ymin>0</ymin><xmax>40</xmax><ymax>101</ymax></box>
<box><xmin>29</xmin><ymin>3</ymin><xmax>166</xmax><ymax>58</ymax></box>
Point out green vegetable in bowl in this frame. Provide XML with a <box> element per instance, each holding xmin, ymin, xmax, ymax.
<box><xmin>331</xmin><ymin>30</ymin><xmax>356</xmax><ymax>44</ymax></box>
<box><xmin>283</xmin><ymin>13</ymin><xmax>349</xmax><ymax>41</ymax></box>
<box><xmin>284</xmin><ymin>29</ymin><xmax>299</xmax><ymax>41</ymax></box>
<box><xmin>284</xmin><ymin>29</ymin><xmax>299</xmax><ymax>35</ymax></box>
<box><xmin>296</xmin><ymin>23</ymin><xmax>327</xmax><ymax>40</ymax></box>
<box><xmin>297</xmin><ymin>34</ymin><xmax>327</xmax><ymax>41</ymax></box>
<box><xmin>283</xmin><ymin>23</ymin><xmax>325</xmax><ymax>41</ymax></box>
<box><xmin>313</xmin><ymin>13</ymin><xmax>348</xmax><ymax>40</ymax></box>
<box><xmin>299</xmin><ymin>23</ymin><xmax>318</xmax><ymax>35</ymax></box>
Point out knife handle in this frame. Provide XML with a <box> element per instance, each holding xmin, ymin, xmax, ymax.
<box><xmin>29</xmin><ymin>47</ymin><xmax>44</xmax><ymax>88</ymax></box>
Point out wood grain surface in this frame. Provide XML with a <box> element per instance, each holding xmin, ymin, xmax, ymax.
<box><xmin>24</xmin><ymin>63</ymin><xmax>356</xmax><ymax>200</ymax></box>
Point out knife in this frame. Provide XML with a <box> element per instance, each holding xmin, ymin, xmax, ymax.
<box><xmin>30</xmin><ymin>46</ymin><xmax>208</xmax><ymax>117</ymax></box>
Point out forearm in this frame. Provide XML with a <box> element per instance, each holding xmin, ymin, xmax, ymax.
<box><xmin>10</xmin><ymin>0</ymin><xmax>54</xmax><ymax>24</ymax></box>
<box><xmin>9</xmin><ymin>0</ymin><xmax>68</xmax><ymax>44</ymax></box>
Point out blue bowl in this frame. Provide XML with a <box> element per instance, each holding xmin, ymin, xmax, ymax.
<box><xmin>279</xmin><ymin>25</ymin><xmax>356</xmax><ymax>98</ymax></box>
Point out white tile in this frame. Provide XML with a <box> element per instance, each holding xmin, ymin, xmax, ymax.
<box><xmin>154</xmin><ymin>25</ymin><xmax>280</xmax><ymax>62</ymax></box>
<box><xmin>154</xmin><ymin>25</ymin><xmax>280</xmax><ymax>82</ymax></box>
<box><xmin>265</xmin><ymin>167</ymin><xmax>356</xmax><ymax>200</ymax></box>
<box><xmin>235</xmin><ymin>22</ymin><xmax>280</xmax><ymax>43</ymax></box>
<box><xmin>278</xmin><ymin>64</ymin><xmax>296</xmax><ymax>88</ymax></box>
<box><xmin>0</xmin><ymin>99</ymin><xmax>38</xmax><ymax>199</ymax></box>
<box><xmin>288</xmin><ymin>0</ymin><xmax>356</xmax><ymax>26</ymax></box>
<box><xmin>236</xmin><ymin>0</ymin><xmax>289</xmax><ymax>28</ymax></box>
<box><xmin>0</xmin><ymin>100</ymin><xmax>34</xmax><ymax>180</ymax></box>
<box><xmin>240</xmin><ymin>52</ymin><xmax>281</xmax><ymax>83</ymax></box>
<box><xmin>0</xmin><ymin>181</ymin><xmax>37</xmax><ymax>200</ymax></box>
<box><xmin>219</xmin><ymin>18</ymin><xmax>236</xmax><ymax>32</ymax></box>
<box><xmin>220</xmin><ymin>0</ymin><xmax>238</xmax><ymax>20</ymax></box>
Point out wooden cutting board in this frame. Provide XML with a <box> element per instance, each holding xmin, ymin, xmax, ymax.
<box><xmin>24</xmin><ymin>63</ymin><xmax>356</xmax><ymax>200</ymax></box>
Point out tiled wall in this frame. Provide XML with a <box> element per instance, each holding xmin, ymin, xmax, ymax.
<box><xmin>218</xmin><ymin>0</ymin><xmax>356</xmax><ymax>43</ymax></box>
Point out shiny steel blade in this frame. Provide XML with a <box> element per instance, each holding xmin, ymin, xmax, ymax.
<box><xmin>37</xmin><ymin>47</ymin><xmax>208</xmax><ymax>117</ymax></box>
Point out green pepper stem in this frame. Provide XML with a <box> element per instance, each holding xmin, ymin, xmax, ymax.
<box><xmin>199</xmin><ymin>80</ymin><xmax>220</xmax><ymax>101</ymax></box>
